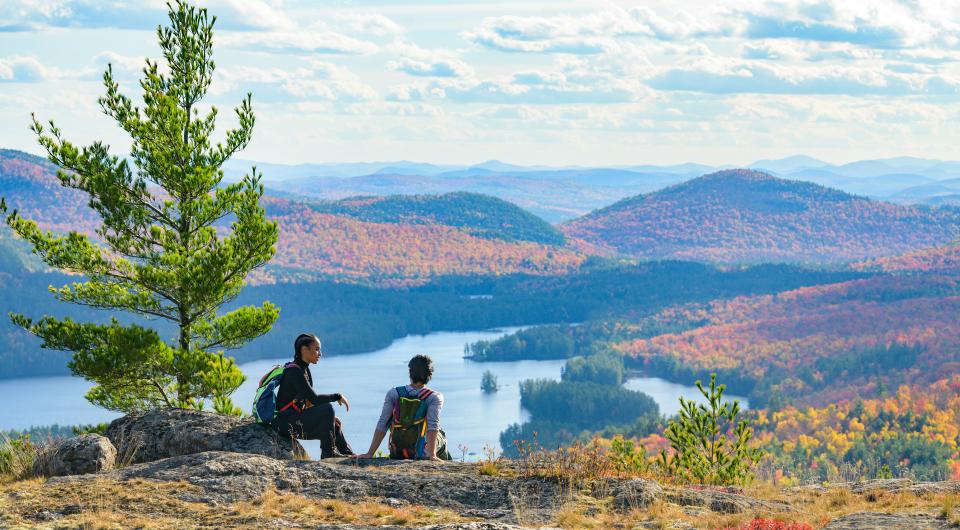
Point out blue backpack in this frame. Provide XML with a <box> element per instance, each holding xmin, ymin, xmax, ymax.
<box><xmin>252</xmin><ymin>362</ymin><xmax>299</xmax><ymax>425</ymax></box>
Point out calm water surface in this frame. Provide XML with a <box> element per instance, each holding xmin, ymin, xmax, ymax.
<box><xmin>623</xmin><ymin>377</ymin><xmax>750</xmax><ymax>416</ymax></box>
<box><xmin>0</xmin><ymin>327</ymin><xmax>747</xmax><ymax>459</ymax></box>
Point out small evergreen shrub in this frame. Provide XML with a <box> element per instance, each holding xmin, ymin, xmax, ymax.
<box><xmin>656</xmin><ymin>374</ymin><xmax>763</xmax><ymax>485</ymax></box>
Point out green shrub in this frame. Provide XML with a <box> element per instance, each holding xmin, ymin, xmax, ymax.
<box><xmin>0</xmin><ymin>433</ymin><xmax>38</xmax><ymax>479</ymax></box>
<box><xmin>72</xmin><ymin>423</ymin><xmax>109</xmax><ymax>436</ymax></box>
<box><xmin>656</xmin><ymin>374</ymin><xmax>763</xmax><ymax>485</ymax></box>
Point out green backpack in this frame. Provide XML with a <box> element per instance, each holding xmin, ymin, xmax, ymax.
<box><xmin>388</xmin><ymin>386</ymin><xmax>435</xmax><ymax>459</ymax></box>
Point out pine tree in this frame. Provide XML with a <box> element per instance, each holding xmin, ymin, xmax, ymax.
<box><xmin>656</xmin><ymin>374</ymin><xmax>763</xmax><ymax>485</ymax></box>
<box><xmin>0</xmin><ymin>1</ymin><xmax>278</xmax><ymax>414</ymax></box>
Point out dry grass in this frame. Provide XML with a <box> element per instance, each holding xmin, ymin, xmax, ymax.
<box><xmin>227</xmin><ymin>488</ymin><xmax>468</xmax><ymax>527</ymax></box>
<box><xmin>941</xmin><ymin>495</ymin><xmax>960</xmax><ymax>525</ymax></box>
<box><xmin>1</xmin><ymin>460</ymin><xmax>957</xmax><ymax>529</ymax></box>
<box><xmin>477</xmin><ymin>444</ymin><xmax>503</xmax><ymax>477</ymax></box>
<box><xmin>0</xmin><ymin>475</ymin><xmax>469</xmax><ymax>529</ymax></box>
<box><xmin>537</xmin><ymin>481</ymin><xmax>960</xmax><ymax>530</ymax></box>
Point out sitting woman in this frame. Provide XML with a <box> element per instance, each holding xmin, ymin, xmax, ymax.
<box><xmin>273</xmin><ymin>333</ymin><xmax>354</xmax><ymax>458</ymax></box>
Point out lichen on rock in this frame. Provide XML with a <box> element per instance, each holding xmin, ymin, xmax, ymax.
<box><xmin>104</xmin><ymin>409</ymin><xmax>305</xmax><ymax>464</ymax></box>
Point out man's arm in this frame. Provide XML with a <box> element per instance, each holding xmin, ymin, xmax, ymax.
<box><xmin>422</xmin><ymin>392</ymin><xmax>443</xmax><ymax>460</ymax></box>
<box><xmin>357</xmin><ymin>430</ymin><xmax>387</xmax><ymax>459</ymax></box>
<box><xmin>353</xmin><ymin>389</ymin><xmax>397</xmax><ymax>459</ymax></box>
<box><xmin>423</xmin><ymin>430</ymin><xmax>440</xmax><ymax>461</ymax></box>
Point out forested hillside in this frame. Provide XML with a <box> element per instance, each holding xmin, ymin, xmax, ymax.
<box><xmin>261</xmin><ymin>197</ymin><xmax>582</xmax><ymax>284</ymax></box>
<box><xmin>303</xmin><ymin>192</ymin><xmax>565</xmax><ymax>245</ymax></box>
<box><xmin>0</xmin><ymin>149</ymin><xmax>582</xmax><ymax>286</ymax></box>
<box><xmin>563</xmin><ymin>169</ymin><xmax>960</xmax><ymax>263</ymax></box>
<box><xmin>0</xmin><ymin>149</ymin><xmax>99</xmax><ymax>234</ymax></box>
<box><xmin>0</xmin><ymin>256</ymin><xmax>859</xmax><ymax>378</ymax></box>
<box><xmin>615</xmin><ymin>273</ymin><xmax>960</xmax><ymax>407</ymax></box>
<box><xmin>855</xmin><ymin>243</ymin><xmax>960</xmax><ymax>273</ymax></box>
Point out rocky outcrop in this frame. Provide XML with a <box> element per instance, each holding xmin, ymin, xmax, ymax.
<box><xmin>666</xmin><ymin>487</ymin><xmax>795</xmax><ymax>514</ymax></box>
<box><xmin>822</xmin><ymin>512</ymin><xmax>957</xmax><ymax>530</ymax></box>
<box><xmin>791</xmin><ymin>478</ymin><xmax>960</xmax><ymax>497</ymax></box>
<box><xmin>52</xmin><ymin>452</ymin><xmax>556</xmax><ymax>522</ymax></box>
<box><xmin>32</xmin><ymin>434</ymin><xmax>116</xmax><ymax>477</ymax></box>
<box><xmin>850</xmin><ymin>479</ymin><xmax>960</xmax><ymax>496</ymax></box>
<box><xmin>25</xmin><ymin>520</ymin><xmax>536</xmax><ymax>530</ymax></box>
<box><xmin>48</xmin><ymin>451</ymin><xmax>798</xmax><ymax>524</ymax></box>
<box><xmin>104</xmin><ymin>409</ymin><xmax>305</xmax><ymax>464</ymax></box>
<box><xmin>609</xmin><ymin>478</ymin><xmax>663</xmax><ymax>510</ymax></box>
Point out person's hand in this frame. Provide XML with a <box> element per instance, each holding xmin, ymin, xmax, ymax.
<box><xmin>429</xmin><ymin>455</ymin><xmax>443</xmax><ymax>462</ymax></box>
<box><xmin>352</xmin><ymin>452</ymin><xmax>374</xmax><ymax>459</ymax></box>
<box><xmin>337</xmin><ymin>394</ymin><xmax>350</xmax><ymax>412</ymax></box>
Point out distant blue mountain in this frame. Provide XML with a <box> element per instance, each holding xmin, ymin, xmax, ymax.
<box><xmin>749</xmin><ymin>155</ymin><xmax>831</xmax><ymax>174</ymax></box>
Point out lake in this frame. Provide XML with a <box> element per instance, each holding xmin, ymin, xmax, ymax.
<box><xmin>0</xmin><ymin>327</ymin><xmax>747</xmax><ymax>459</ymax></box>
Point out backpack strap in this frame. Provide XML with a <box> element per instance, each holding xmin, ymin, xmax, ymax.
<box><xmin>392</xmin><ymin>386</ymin><xmax>409</xmax><ymax>424</ymax></box>
<box><xmin>414</xmin><ymin>387</ymin><xmax>433</xmax><ymax>421</ymax></box>
<box><xmin>278</xmin><ymin>362</ymin><xmax>304</xmax><ymax>413</ymax></box>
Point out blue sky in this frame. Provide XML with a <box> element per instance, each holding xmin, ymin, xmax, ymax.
<box><xmin>1</xmin><ymin>0</ymin><xmax>959</xmax><ymax>166</ymax></box>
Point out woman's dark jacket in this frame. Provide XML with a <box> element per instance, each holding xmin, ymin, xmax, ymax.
<box><xmin>275</xmin><ymin>358</ymin><xmax>341</xmax><ymax>411</ymax></box>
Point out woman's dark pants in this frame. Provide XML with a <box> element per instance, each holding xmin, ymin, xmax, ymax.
<box><xmin>273</xmin><ymin>403</ymin><xmax>353</xmax><ymax>457</ymax></box>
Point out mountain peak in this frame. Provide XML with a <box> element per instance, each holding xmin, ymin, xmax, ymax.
<box><xmin>563</xmin><ymin>169</ymin><xmax>960</xmax><ymax>263</ymax></box>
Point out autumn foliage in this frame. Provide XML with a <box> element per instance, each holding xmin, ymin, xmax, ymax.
<box><xmin>719</xmin><ymin>520</ymin><xmax>813</xmax><ymax>530</ymax></box>
<box><xmin>855</xmin><ymin>243</ymin><xmax>960</xmax><ymax>273</ymax></box>
<box><xmin>261</xmin><ymin>197</ymin><xmax>584</xmax><ymax>285</ymax></box>
<box><xmin>614</xmin><ymin>273</ymin><xmax>960</xmax><ymax>405</ymax></box>
<box><xmin>750</xmin><ymin>376</ymin><xmax>960</xmax><ymax>482</ymax></box>
<box><xmin>564</xmin><ymin>169</ymin><xmax>960</xmax><ymax>262</ymax></box>
<box><xmin>1</xmin><ymin>150</ymin><xmax>585</xmax><ymax>286</ymax></box>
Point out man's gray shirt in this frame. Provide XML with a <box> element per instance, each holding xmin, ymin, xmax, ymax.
<box><xmin>375</xmin><ymin>385</ymin><xmax>444</xmax><ymax>433</ymax></box>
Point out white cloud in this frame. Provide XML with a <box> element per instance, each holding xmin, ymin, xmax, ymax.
<box><xmin>332</xmin><ymin>13</ymin><xmax>404</xmax><ymax>37</ymax></box>
<box><xmin>219</xmin><ymin>30</ymin><xmax>378</xmax><ymax>55</ymax></box>
<box><xmin>387</xmin><ymin>41</ymin><xmax>473</xmax><ymax>78</ymax></box>
<box><xmin>736</xmin><ymin>0</ymin><xmax>960</xmax><ymax>49</ymax></box>
<box><xmin>0</xmin><ymin>0</ymin><xmax>292</xmax><ymax>31</ymax></box>
<box><xmin>647</xmin><ymin>58</ymin><xmax>960</xmax><ymax>96</ymax></box>
<box><xmin>463</xmin><ymin>6</ymin><xmax>727</xmax><ymax>54</ymax></box>
<box><xmin>742</xmin><ymin>41</ymin><xmax>807</xmax><ymax>61</ymax></box>
<box><xmin>341</xmin><ymin>101</ymin><xmax>443</xmax><ymax>117</ymax></box>
<box><xmin>437</xmin><ymin>67</ymin><xmax>641</xmax><ymax>104</ymax></box>
<box><xmin>200</xmin><ymin>0</ymin><xmax>293</xmax><ymax>31</ymax></box>
<box><xmin>0</xmin><ymin>56</ymin><xmax>59</xmax><ymax>81</ymax></box>
<box><xmin>212</xmin><ymin>61</ymin><xmax>377</xmax><ymax>102</ymax></box>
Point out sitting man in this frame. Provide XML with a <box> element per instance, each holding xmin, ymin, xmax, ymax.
<box><xmin>354</xmin><ymin>354</ymin><xmax>452</xmax><ymax>460</ymax></box>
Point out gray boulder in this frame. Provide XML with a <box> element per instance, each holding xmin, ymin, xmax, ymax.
<box><xmin>33</xmin><ymin>434</ymin><xmax>116</xmax><ymax>477</ymax></box>
<box><xmin>610</xmin><ymin>478</ymin><xmax>664</xmax><ymax>510</ymax></box>
<box><xmin>665</xmin><ymin>487</ymin><xmax>795</xmax><ymax>514</ymax></box>
<box><xmin>104</xmin><ymin>409</ymin><xmax>304</xmax><ymax>464</ymax></box>
<box><xmin>823</xmin><ymin>512</ymin><xmax>955</xmax><ymax>530</ymax></box>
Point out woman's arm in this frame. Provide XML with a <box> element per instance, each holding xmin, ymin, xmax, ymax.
<box><xmin>286</xmin><ymin>366</ymin><xmax>341</xmax><ymax>406</ymax></box>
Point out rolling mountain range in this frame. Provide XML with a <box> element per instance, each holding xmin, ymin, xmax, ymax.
<box><xmin>5</xmin><ymin>149</ymin><xmax>960</xmax><ymax>275</ymax></box>
<box><xmin>219</xmin><ymin>154</ymin><xmax>960</xmax><ymax>220</ymax></box>
<box><xmin>0</xmin><ymin>149</ymin><xmax>583</xmax><ymax>285</ymax></box>
<box><xmin>562</xmin><ymin>169</ymin><xmax>960</xmax><ymax>263</ymax></box>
